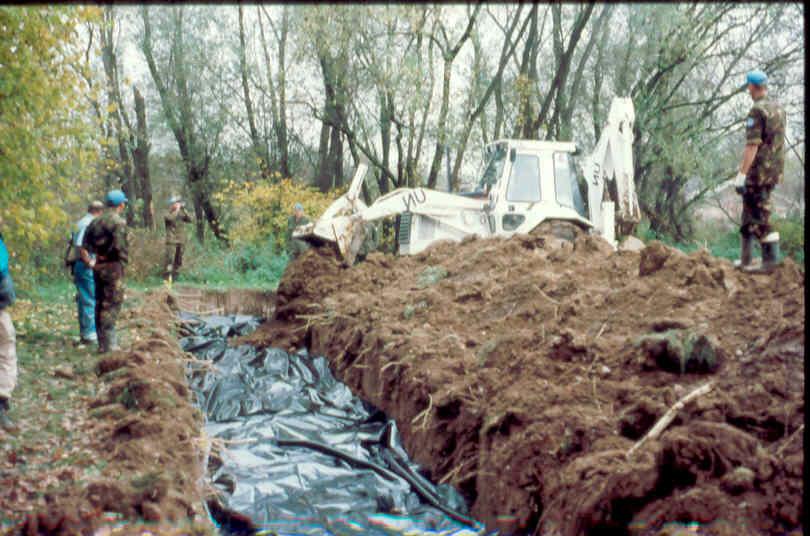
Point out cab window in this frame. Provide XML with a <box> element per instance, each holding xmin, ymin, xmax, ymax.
<box><xmin>553</xmin><ymin>152</ymin><xmax>586</xmax><ymax>217</ymax></box>
<box><xmin>506</xmin><ymin>154</ymin><xmax>541</xmax><ymax>202</ymax></box>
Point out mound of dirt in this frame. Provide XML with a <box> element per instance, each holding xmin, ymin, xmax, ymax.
<box><xmin>244</xmin><ymin>233</ymin><xmax>804</xmax><ymax>535</ymax></box>
<box><xmin>15</xmin><ymin>291</ymin><xmax>211</xmax><ymax>535</ymax></box>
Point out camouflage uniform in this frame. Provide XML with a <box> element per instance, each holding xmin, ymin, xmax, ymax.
<box><xmin>82</xmin><ymin>211</ymin><xmax>128</xmax><ymax>353</ymax></box>
<box><xmin>164</xmin><ymin>206</ymin><xmax>192</xmax><ymax>279</ymax></box>
<box><xmin>286</xmin><ymin>214</ymin><xmax>311</xmax><ymax>259</ymax></box>
<box><xmin>741</xmin><ymin>96</ymin><xmax>786</xmax><ymax>239</ymax></box>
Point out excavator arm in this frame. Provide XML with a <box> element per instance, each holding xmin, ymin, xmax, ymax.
<box><xmin>580</xmin><ymin>97</ymin><xmax>640</xmax><ymax>246</ymax></box>
<box><xmin>295</xmin><ymin>179</ymin><xmax>486</xmax><ymax>264</ymax></box>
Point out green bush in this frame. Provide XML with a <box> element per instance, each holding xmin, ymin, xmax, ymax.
<box><xmin>181</xmin><ymin>236</ymin><xmax>289</xmax><ymax>289</ymax></box>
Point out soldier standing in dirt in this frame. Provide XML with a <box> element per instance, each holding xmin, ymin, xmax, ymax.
<box><xmin>72</xmin><ymin>201</ymin><xmax>105</xmax><ymax>344</ymax></box>
<box><xmin>733</xmin><ymin>69</ymin><xmax>786</xmax><ymax>271</ymax></box>
<box><xmin>81</xmin><ymin>190</ymin><xmax>129</xmax><ymax>354</ymax></box>
<box><xmin>286</xmin><ymin>202</ymin><xmax>311</xmax><ymax>260</ymax></box>
<box><xmin>0</xmin><ymin>226</ymin><xmax>18</xmax><ymax>431</ymax></box>
<box><xmin>163</xmin><ymin>196</ymin><xmax>192</xmax><ymax>281</ymax></box>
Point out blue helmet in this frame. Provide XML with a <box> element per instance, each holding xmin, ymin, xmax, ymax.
<box><xmin>105</xmin><ymin>189</ymin><xmax>128</xmax><ymax>207</ymax></box>
<box><xmin>743</xmin><ymin>70</ymin><xmax>768</xmax><ymax>88</ymax></box>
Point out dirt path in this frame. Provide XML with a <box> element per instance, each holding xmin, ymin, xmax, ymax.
<box><xmin>2</xmin><ymin>289</ymin><xmax>213</xmax><ymax>535</ymax></box>
<box><xmin>245</xmin><ymin>233</ymin><xmax>804</xmax><ymax>535</ymax></box>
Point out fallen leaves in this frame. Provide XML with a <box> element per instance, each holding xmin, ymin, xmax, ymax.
<box><xmin>0</xmin><ymin>288</ymin><xmax>103</xmax><ymax>528</ymax></box>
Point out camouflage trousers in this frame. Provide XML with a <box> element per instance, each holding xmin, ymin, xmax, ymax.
<box><xmin>93</xmin><ymin>262</ymin><xmax>125</xmax><ymax>352</ymax></box>
<box><xmin>740</xmin><ymin>184</ymin><xmax>775</xmax><ymax>240</ymax></box>
<box><xmin>164</xmin><ymin>243</ymin><xmax>184</xmax><ymax>279</ymax></box>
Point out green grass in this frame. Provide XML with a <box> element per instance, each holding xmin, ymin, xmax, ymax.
<box><xmin>17</xmin><ymin>234</ymin><xmax>290</xmax><ymax>303</ymax></box>
<box><xmin>177</xmin><ymin>238</ymin><xmax>289</xmax><ymax>290</ymax></box>
<box><xmin>636</xmin><ymin>216</ymin><xmax>804</xmax><ymax>265</ymax></box>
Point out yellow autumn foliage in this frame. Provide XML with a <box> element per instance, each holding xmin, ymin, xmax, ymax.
<box><xmin>0</xmin><ymin>6</ymin><xmax>101</xmax><ymax>286</ymax></box>
<box><xmin>214</xmin><ymin>173</ymin><xmax>342</xmax><ymax>249</ymax></box>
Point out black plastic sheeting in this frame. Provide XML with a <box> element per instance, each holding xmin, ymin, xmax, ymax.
<box><xmin>178</xmin><ymin>313</ymin><xmax>486</xmax><ymax>536</ymax></box>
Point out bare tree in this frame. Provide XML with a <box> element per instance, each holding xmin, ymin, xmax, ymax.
<box><xmin>141</xmin><ymin>5</ymin><xmax>228</xmax><ymax>243</ymax></box>
<box><xmin>423</xmin><ymin>4</ymin><xmax>481</xmax><ymax>188</ymax></box>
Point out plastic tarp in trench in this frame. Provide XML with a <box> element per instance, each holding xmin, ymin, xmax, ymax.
<box><xmin>179</xmin><ymin>313</ymin><xmax>485</xmax><ymax>535</ymax></box>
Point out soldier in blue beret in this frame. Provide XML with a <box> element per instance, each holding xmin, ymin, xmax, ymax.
<box><xmin>733</xmin><ymin>70</ymin><xmax>786</xmax><ymax>272</ymax></box>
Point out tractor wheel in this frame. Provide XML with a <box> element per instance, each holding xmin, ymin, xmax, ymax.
<box><xmin>530</xmin><ymin>220</ymin><xmax>585</xmax><ymax>242</ymax></box>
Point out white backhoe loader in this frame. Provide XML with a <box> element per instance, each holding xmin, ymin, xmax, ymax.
<box><xmin>294</xmin><ymin>97</ymin><xmax>640</xmax><ymax>265</ymax></box>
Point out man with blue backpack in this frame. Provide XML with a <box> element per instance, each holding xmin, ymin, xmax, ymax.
<box><xmin>0</xmin><ymin>228</ymin><xmax>17</xmax><ymax>431</ymax></box>
<box><xmin>68</xmin><ymin>200</ymin><xmax>105</xmax><ymax>344</ymax></box>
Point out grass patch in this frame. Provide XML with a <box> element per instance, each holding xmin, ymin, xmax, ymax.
<box><xmin>636</xmin><ymin>216</ymin><xmax>804</xmax><ymax>265</ymax></box>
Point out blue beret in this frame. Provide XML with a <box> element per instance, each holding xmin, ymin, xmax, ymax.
<box><xmin>105</xmin><ymin>189</ymin><xmax>128</xmax><ymax>207</ymax></box>
<box><xmin>294</xmin><ymin>203</ymin><xmax>303</xmax><ymax>211</ymax></box>
<box><xmin>743</xmin><ymin>70</ymin><xmax>768</xmax><ymax>88</ymax></box>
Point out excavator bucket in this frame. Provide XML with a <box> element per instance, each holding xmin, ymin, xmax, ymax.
<box><xmin>293</xmin><ymin>163</ymin><xmax>369</xmax><ymax>263</ymax></box>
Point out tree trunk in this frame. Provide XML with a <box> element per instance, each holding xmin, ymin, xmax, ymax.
<box><xmin>531</xmin><ymin>3</ymin><xmax>595</xmax><ymax>138</ymax></box>
<box><xmin>378</xmin><ymin>91</ymin><xmax>393</xmax><ymax>194</ymax></box>
<box><xmin>451</xmin><ymin>7</ymin><xmax>527</xmax><ymax>188</ymax></box>
<box><xmin>238</xmin><ymin>4</ymin><xmax>270</xmax><ymax>179</ymax></box>
<box><xmin>316</xmin><ymin>52</ymin><xmax>346</xmax><ymax>191</ymax></box>
<box><xmin>426</xmin><ymin>5</ymin><xmax>480</xmax><ymax>188</ymax></box>
<box><xmin>427</xmin><ymin>57</ymin><xmax>453</xmax><ymax>188</ymax></box>
<box><xmin>132</xmin><ymin>86</ymin><xmax>153</xmax><ymax>229</ymax></box>
<box><xmin>100</xmin><ymin>5</ymin><xmax>137</xmax><ymax>225</ymax></box>
<box><xmin>316</xmin><ymin>95</ymin><xmax>332</xmax><ymax>192</ymax></box>
<box><xmin>515</xmin><ymin>4</ymin><xmax>539</xmax><ymax>138</ymax></box>
<box><xmin>140</xmin><ymin>5</ymin><xmax>227</xmax><ymax>244</ymax></box>
<box><xmin>560</xmin><ymin>5</ymin><xmax>612</xmax><ymax>140</ymax></box>
<box><xmin>277</xmin><ymin>7</ymin><xmax>291</xmax><ymax>177</ymax></box>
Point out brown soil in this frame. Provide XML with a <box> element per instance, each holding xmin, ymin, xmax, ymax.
<box><xmin>244</xmin><ymin>232</ymin><xmax>805</xmax><ymax>535</ymax></box>
<box><xmin>12</xmin><ymin>291</ymin><xmax>212</xmax><ymax>535</ymax></box>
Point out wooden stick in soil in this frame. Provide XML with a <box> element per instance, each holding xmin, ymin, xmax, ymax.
<box><xmin>626</xmin><ymin>381</ymin><xmax>714</xmax><ymax>460</ymax></box>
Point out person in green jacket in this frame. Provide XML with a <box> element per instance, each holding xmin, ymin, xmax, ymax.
<box><xmin>164</xmin><ymin>196</ymin><xmax>192</xmax><ymax>281</ymax></box>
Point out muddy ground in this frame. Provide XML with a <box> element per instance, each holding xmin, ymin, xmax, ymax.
<box><xmin>4</xmin><ymin>290</ymin><xmax>213</xmax><ymax>535</ymax></box>
<box><xmin>245</xmin><ymin>231</ymin><xmax>805</xmax><ymax>535</ymax></box>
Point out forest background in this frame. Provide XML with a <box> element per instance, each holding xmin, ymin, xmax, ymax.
<box><xmin>1</xmin><ymin>3</ymin><xmax>804</xmax><ymax>293</ymax></box>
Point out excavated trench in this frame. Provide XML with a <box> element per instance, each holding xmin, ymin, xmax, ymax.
<box><xmin>238</xmin><ymin>234</ymin><xmax>804</xmax><ymax>536</ymax></box>
<box><xmin>175</xmin><ymin>288</ymin><xmax>483</xmax><ymax>535</ymax></box>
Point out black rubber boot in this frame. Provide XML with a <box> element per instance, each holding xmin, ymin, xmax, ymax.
<box><xmin>97</xmin><ymin>327</ymin><xmax>112</xmax><ymax>354</ymax></box>
<box><xmin>761</xmin><ymin>240</ymin><xmax>781</xmax><ymax>270</ymax></box>
<box><xmin>733</xmin><ymin>235</ymin><xmax>753</xmax><ymax>269</ymax></box>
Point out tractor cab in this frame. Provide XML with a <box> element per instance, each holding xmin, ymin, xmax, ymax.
<box><xmin>475</xmin><ymin>139</ymin><xmax>589</xmax><ymax>236</ymax></box>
